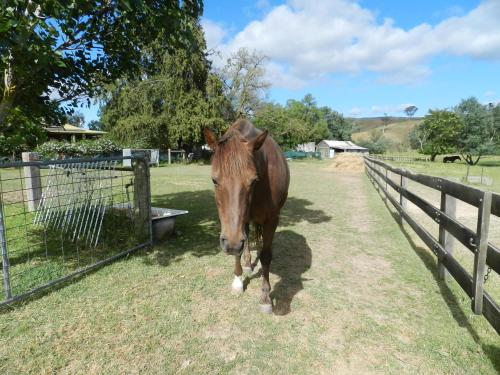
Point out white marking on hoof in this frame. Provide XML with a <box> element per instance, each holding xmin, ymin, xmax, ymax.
<box><xmin>242</xmin><ymin>266</ymin><xmax>252</xmax><ymax>274</ymax></box>
<box><xmin>260</xmin><ymin>304</ymin><xmax>272</xmax><ymax>314</ymax></box>
<box><xmin>231</xmin><ymin>275</ymin><xmax>244</xmax><ymax>294</ymax></box>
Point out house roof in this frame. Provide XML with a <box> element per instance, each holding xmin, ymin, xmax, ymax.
<box><xmin>44</xmin><ymin>124</ymin><xmax>107</xmax><ymax>135</ymax></box>
<box><xmin>318</xmin><ymin>140</ymin><xmax>367</xmax><ymax>151</ymax></box>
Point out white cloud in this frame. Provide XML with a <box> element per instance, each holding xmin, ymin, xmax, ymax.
<box><xmin>203</xmin><ymin>0</ymin><xmax>500</xmax><ymax>89</ymax></box>
<box><xmin>484</xmin><ymin>90</ymin><xmax>496</xmax><ymax>98</ymax></box>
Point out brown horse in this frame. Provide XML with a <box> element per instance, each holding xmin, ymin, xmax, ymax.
<box><xmin>204</xmin><ymin>119</ymin><xmax>290</xmax><ymax>313</ymax></box>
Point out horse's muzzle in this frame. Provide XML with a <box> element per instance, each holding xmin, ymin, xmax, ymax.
<box><xmin>220</xmin><ymin>235</ymin><xmax>245</xmax><ymax>255</ymax></box>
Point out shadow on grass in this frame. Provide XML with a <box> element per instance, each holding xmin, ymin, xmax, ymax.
<box><xmin>147</xmin><ymin>189</ymin><xmax>329</xmax><ymax>267</ymax></box>
<box><xmin>368</xmin><ymin>174</ymin><xmax>500</xmax><ymax>371</ymax></box>
<box><xmin>270</xmin><ymin>230</ymin><xmax>312</xmax><ymax>315</ymax></box>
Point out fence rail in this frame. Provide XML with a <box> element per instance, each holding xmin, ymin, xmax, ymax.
<box><xmin>371</xmin><ymin>155</ymin><xmax>431</xmax><ymax>163</ymax></box>
<box><xmin>364</xmin><ymin>156</ymin><xmax>499</xmax><ymax>334</ymax></box>
<box><xmin>0</xmin><ymin>154</ymin><xmax>152</xmax><ymax>305</ymax></box>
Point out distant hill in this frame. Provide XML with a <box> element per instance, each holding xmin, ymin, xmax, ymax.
<box><xmin>350</xmin><ymin>116</ymin><xmax>423</xmax><ymax>144</ymax></box>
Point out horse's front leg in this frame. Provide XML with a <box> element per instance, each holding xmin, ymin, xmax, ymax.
<box><xmin>259</xmin><ymin>218</ymin><xmax>278</xmax><ymax>314</ymax></box>
<box><xmin>242</xmin><ymin>224</ymin><xmax>252</xmax><ymax>273</ymax></box>
<box><xmin>232</xmin><ymin>254</ymin><xmax>244</xmax><ymax>295</ymax></box>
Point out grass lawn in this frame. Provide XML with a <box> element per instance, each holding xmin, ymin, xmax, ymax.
<box><xmin>0</xmin><ymin>160</ymin><xmax>498</xmax><ymax>374</ymax></box>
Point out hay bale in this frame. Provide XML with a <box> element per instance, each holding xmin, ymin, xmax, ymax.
<box><xmin>328</xmin><ymin>153</ymin><xmax>366</xmax><ymax>172</ymax></box>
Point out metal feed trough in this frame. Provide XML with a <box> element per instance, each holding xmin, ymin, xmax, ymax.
<box><xmin>0</xmin><ymin>154</ymin><xmax>154</xmax><ymax>304</ymax></box>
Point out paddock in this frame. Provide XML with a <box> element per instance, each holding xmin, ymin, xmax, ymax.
<box><xmin>0</xmin><ymin>160</ymin><xmax>498</xmax><ymax>374</ymax></box>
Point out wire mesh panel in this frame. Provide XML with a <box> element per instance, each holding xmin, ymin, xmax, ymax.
<box><xmin>0</xmin><ymin>156</ymin><xmax>152</xmax><ymax>304</ymax></box>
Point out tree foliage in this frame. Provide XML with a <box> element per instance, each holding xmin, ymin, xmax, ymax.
<box><xmin>101</xmin><ymin>38</ymin><xmax>231</xmax><ymax>149</ymax></box>
<box><xmin>221</xmin><ymin>48</ymin><xmax>270</xmax><ymax>118</ymax></box>
<box><xmin>253</xmin><ymin>94</ymin><xmax>353</xmax><ymax>150</ymax></box>
<box><xmin>0</xmin><ymin>0</ymin><xmax>203</xmax><ymax>128</ymax></box>
<box><xmin>413</xmin><ymin>110</ymin><xmax>463</xmax><ymax>161</ymax></box>
<box><xmin>0</xmin><ymin>108</ymin><xmax>46</xmax><ymax>158</ymax></box>
<box><xmin>405</xmin><ymin>105</ymin><xmax>418</xmax><ymax>117</ymax></box>
<box><xmin>357</xmin><ymin>130</ymin><xmax>390</xmax><ymax>154</ymax></box>
<box><xmin>66</xmin><ymin>111</ymin><xmax>85</xmax><ymax>128</ymax></box>
<box><xmin>455</xmin><ymin>97</ymin><xmax>498</xmax><ymax>165</ymax></box>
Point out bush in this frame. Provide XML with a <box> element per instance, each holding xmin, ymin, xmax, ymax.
<box><xmin>36</xmin><ymin>138</ymin><xmax>121</xmax><ymax>159</ymax></box>
<box><xmin>357</xmin><ymin>130</ymin><xmax>391</xmax><ymax>154</ymax></box>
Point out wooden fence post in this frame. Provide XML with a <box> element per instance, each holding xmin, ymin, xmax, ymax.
<box><xmin>472</xmin><ymin>191</ymin><xmax>491</xmax><ymax>314</ymax></box>
<box><xmin>0</xmin><ymin>199</ymin><xmax>12</xmax><ymax>300</ymax></box>
<box><xmin>438</xmin><ymin>193</ymin><xmax>456</xmax><ymax>280</ymax></box>
<box><xmin>168</xmin><ymin>149</ymin><xmax>171</xmax><ymax>165</ymax></box>
<box><xmin>399</xmin><ymin>175</ymin><xmax>407</xmax><ymax>225</ymax></box>
<box><xmin>133</xmin><ymin>157</ymin><xmax>152</xmax><ymax>244</ymax></box>
<box><xmin>22</xmin><ymin>152</ymin><xmax>41</xmax><ymax>212</ymax></box>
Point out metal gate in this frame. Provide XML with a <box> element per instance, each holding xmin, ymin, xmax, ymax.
<box><xmin>0</xmin><ymin>155</ymin><xmax>152</xmax><ymax>304</ymax></box>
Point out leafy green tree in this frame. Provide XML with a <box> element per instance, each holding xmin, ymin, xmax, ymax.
<box><xmin>320</xmin><ymin>107</ymin><xmax>356</xmax><ymax>140</ymax></box>
<box><xmin>253</xmin><ymin>103</ymin><xmax>309</xmax><ymax>150</ymax></box>
<box><xmin>221</xmin><ymin>48</ymin><xmax>270</xmax><ymax>118</ymax></box>
<box><xmin>358</xmin><ymin>130</ymin><xmax>390</xmax><ymax>154</ymax></box>
<box><xmin>455</xmin><ymin>97</ymin><xmax>497</xmax><ymax>165</ymax></box>
<box><xmin>405</xmin><ymin>105</ymin><xmax>418</xmax><ymax>118</ymax></box>
<box><xmin>66</xmin><ymin>111</ymin><xmax>85</xmax><ymax>128</ymax></box>
<box><xmin>415</xmin><ymin>110</ymin><xmax>463</xmax><ymax>161</ymax></box>
<box><xmin>88</xmin><ymin>120</ymin><xmax>104</xmax><ymax>131</ymax></box>
<box><xmin>0</xmin><ymin>0</ymin><xmax>203</xmax><ymax>127</ymax></box>
<box><xmin>0</xmin><ymin>108</ymin><xmax>46</xmax><ymax>158</ymax></box>
<box><xmin>101</xmin><ymin>46</ymin><xmax>230</xmax><ymax>149</ymax></box>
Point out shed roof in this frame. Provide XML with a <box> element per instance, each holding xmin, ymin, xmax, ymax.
<box><xmin>318</xmin><ymin>140</ymin><xmax>367</xmax><ymax>151</ymax></box>
<box><xmin>44</xmin><ymin>124</ymin><xmax>107</xmax><ymax>135</ymax></box>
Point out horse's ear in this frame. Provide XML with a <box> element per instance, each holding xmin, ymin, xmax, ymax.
<box><xmin>250</xmin><ymin>130</ymin><xmax>268</xmax><ymax>151</ymax></box>
<box><xmin>204</xmin><ymin>128</ymin><xmax>218</xmax><ymax>150</ymax></box>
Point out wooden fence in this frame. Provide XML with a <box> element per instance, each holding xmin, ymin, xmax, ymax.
<box><xmin>371</xmin><ymin>155</ymin><xmax>431</xmax><ymax>163</ymax></box>
<box><xmin>364</xmin><ymin>156</ymin><xmax>499</xmax><ymax>334</ymax></box>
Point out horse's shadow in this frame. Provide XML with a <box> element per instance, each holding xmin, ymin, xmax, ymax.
<box><xmin>247</xmin><ymin>230</ymin><xmax>312</xmax><ymax>316</ymax></box>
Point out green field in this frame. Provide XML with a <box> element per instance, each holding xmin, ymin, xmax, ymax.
<box><xmin>0</xmin><ymin>161</ymin><xmax>498</xmax><ymax>374</ymax></box>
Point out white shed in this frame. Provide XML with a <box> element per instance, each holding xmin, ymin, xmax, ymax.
<box><xmin>316</xmin><ymin>140</ymin><xmax>368</xmax><ymax>159</ymax></box>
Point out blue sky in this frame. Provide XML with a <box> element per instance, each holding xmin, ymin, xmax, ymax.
<box><xmin>80</xmin><ymin>0</ymin><xmax>500</xmax><ymax>124</ymax></box>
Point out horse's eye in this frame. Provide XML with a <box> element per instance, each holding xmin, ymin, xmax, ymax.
<box><xmin>212</xmin><ymin>178</ymin><xmax>218</xmax><ymax>186</ymax></box>
<box><xmin>251</xmin><ymin>178</ymin><xmax>259</xmax><ymax>187</ymax></box>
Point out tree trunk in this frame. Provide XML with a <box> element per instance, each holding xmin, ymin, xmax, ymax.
<box><xmin>0</xmin><ymin>97</ymin><xmax>14</xmax><ymax>126</ymax></box>
<box><xmin>430</xmin><ymin>153</ymin><xmax>437</xmax><ymax>162</ymax></box>
<box><xmin>1</xmin><ymin>51</ymin><xmax>15</xmax><ymax>126</ymax></box>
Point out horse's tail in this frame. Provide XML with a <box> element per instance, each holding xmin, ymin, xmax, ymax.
<box><xmin>253</xmin><ymin>223</ymin><xmax>263</xmax><ymax>247</ymax></box>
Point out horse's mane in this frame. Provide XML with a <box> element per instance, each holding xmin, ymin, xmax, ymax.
<box><xmin>213</xmin><ymin>130</ymin><xmax>253</xmax><ymax>176</ymax></box>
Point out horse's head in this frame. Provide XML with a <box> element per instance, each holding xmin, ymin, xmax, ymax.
<box><xmin>204</xmin><ymin>128</ymin><xmax>268</xmax><ymax>255</ymax></box>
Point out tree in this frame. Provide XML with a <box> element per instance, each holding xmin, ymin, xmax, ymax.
<box><xmin>415</xmin><ymin>110</ymin><xmax>463</xmax><ymax>161</ymax></box>
<box><xmin>381</xmin><ymin>113</ymin><xmax>390</xmax><ymax>134</ymax></box>
<box><xmin>320</xmin><ymin>107</ymin><xmax>355</xmax><ymax>140</ymax></box>
<box><xmin>253</xmin><ymin>103</ymin><xmax>309</xmax><ymax>150</ymax></box>
<box><xmin>221</xmin><ymin>48</ymin><xmax>271</xmax><ymax>118</ymax></box>
<box><xmin>101</xmin><ymin>47</ymin><xmax>230</xmax><ymax>149</ymax></box>
<box><xmin>357</xmin><ymin>130</ymin><xmax>390</xmax><ymax>154</ymax></box>
<box><xmin>455</xmin><ymin>97</ymin><xmax>497</xmax><ymax>165</ymax></box>
<box><xmin>88</xmin><ymin>120</ymin><xmax>104</xmax><ymax>131</ymax></box>
<box><xmin>0</xmin><ymin>108</ymin><xmax>46</xmax><ymax>159</ymax></box>
<box><xmin>408</xmin><ymin>124</ymin><xmax>428</xmax><ymax>151</ymax></box>
<box><xmin>66</xmin><ymin>111</ymin><xmax>85</xmax><ymax>128</ymax></box>
<box><xmin>0</xmin><ymin>1</ymin><xmax>204</xmax><ymax>128</ymax></box>
<box><xmin>405</xmin><ymin>105</ymin><xmax>418</xmax><ymax>118</ymax></box>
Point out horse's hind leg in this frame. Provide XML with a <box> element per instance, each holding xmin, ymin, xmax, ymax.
<box><xmin>259</xmin><ymin>218</ymin><xmax>278</xmax><ymax>314</ymax></box>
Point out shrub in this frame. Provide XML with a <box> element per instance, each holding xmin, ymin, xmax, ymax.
<box><xmin>36</xmin><ymin>138</ymin><xmax>121</xmax><ymax>159</ymax></box>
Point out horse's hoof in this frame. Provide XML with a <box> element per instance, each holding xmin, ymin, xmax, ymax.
<box><xmin>242</xmin><ymin>266</ymin><xmax>252</xmax><ymax>274</ymax></box>
<box><xmin>231</xmin><ymin>275</ymin><xmax>244</xmax><ymax>295</ymax></box>
<box><xmin>260</xmin><ymin>304</ymin><xmax>273</xmax><ymax>314</ymax></box>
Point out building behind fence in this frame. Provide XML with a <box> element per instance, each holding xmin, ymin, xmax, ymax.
<box><xmin>364</xmin><ymin>156</ymin><xmax>500</xmax><ymax>334</ymax></box>
<box><xmin>0</xmin><ymin>153</ymin><xmax>152</xmax><ymax>304</ymax></box>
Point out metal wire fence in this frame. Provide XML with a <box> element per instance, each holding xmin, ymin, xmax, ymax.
<box><xmin>0</xmin><ymin>155</ymin><xmax>152</xmax><ymax>304</ymax></box>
